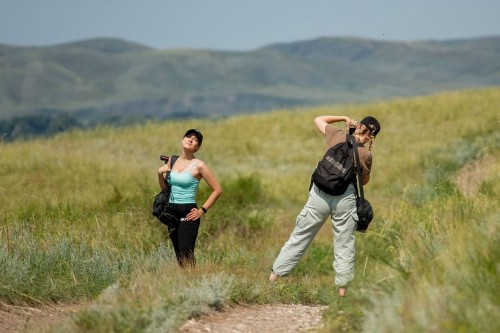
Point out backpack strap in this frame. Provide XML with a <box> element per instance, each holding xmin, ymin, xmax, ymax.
<box><xmin>170</xmin><ymin>155</ymin><xmax>179</xmax><ymax>168</ymax></box>
<box><xmin>164</xmin><ymin>155</ymin><xmax>179</xmax><ymax>181</ymax></box>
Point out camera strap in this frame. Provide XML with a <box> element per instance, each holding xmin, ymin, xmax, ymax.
<box><xmin>350</xmin><ymin>136</ymin><xmax>365</xmax><ymax>200</ymax></box>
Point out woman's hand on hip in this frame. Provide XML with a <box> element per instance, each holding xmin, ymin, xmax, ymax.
<box><xmin>186</xmin><ymin>207</ymin><xmax>204</xmax><ymax>221</ymax></box>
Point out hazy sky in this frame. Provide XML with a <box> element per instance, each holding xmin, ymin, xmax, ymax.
<box><xmin>1</xmin><ymin>0</ymin><xmax>499</xmax><ymax>51</ymax></box>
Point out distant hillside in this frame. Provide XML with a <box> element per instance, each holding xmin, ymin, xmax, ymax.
<box><xmin>0</xmin><ymin>36</ymin><xmax>499</xmax><ymax>140</ymax></box>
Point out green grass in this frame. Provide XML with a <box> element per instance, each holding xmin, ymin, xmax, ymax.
<box><xmin>1</xmin><ymin>87</ymin><xmax>499</xmax><ymax>332</ymax></box>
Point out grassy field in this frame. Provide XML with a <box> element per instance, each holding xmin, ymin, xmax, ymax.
<box><xmin>1</xmin><ymin>87</ymin><xmax>499</xmax><ymax>332</ymax></box>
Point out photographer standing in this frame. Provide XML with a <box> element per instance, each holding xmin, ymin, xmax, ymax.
<box><xmin>157</xmin><ymin>129</ymin><xmax>223</xmax><ymax>267</ymax></box>
<box><xmin>268</xmin><ymin>116</ymin><xmax>381</xmax><ymax>296</ymax></box>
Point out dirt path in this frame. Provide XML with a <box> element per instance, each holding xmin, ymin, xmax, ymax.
<box><xmin>0</xmin><ymin>303</ymin><xmax>82</xmax><ymax>333</ymax></box>
<box><xmin>1</xmin><ymin>303</ymin><xmax>327</xmax><ymax>333</ymax></box>
<box><xmin>179</xmin><ymin>304</ymin><xmax>328</xmax><ymax>333</ymax></box>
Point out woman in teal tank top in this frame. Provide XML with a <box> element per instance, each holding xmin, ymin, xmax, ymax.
<box><xmin>157</xmin><ymin>129</ymin><xmax>223</xmax><ymax>267</ymax></box>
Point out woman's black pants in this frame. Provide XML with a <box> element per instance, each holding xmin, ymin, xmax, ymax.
<box><xmin>166</xmin><ymin>203</ymin><xmax>200</xmax><ymax>267</ymax></box>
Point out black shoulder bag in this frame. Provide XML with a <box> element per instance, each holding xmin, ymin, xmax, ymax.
<box><xmin>351</xmin><ymin>137</ymin><xmax>374</xmax><ymax>233</ymax></box>
<box><xmin>152</xmin><ymin>155</ymin><xmax>179</xmax><ymax>226</ymax></box>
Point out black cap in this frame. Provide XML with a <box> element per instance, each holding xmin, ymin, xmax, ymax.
<box><xmin>360</xmin><ymin>116</ymin><xmax>381</xmax><ymax>137</ymax></box>
<box><xmin>184</xmin><ymin>129</ymin><xmax>203</xmax><ymax>146</ymax></box>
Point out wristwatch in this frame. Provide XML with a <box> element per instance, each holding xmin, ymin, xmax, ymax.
<box><xmin>201</xmin><ymin>207</ymin><xmax>208</xmax><ymax>213</ymax></box>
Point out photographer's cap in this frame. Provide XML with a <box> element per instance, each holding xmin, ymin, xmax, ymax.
<box><xmin>360</xmin><ymin>116</ymin><xmax>381</xmax><ymax>137</ymax></box>
<box><xmin>184</xmin><ymin>129</ymin><xmax>203</xmax><ymax>146</ymax></box>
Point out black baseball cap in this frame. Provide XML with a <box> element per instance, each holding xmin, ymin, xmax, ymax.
<box><xmin>360</xmin><ymin>116</ymin><xmax>381</xmax><ymax>137</ymax></box>
<box><xmin>184</xmin><ymin>129</ymin><xmax>203</xmax><ymax>146</ymax></box>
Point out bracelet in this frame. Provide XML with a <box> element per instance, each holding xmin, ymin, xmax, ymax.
<box><xmin>201</xmin><ymin>207</ymin><xmax>208</xmax><ymax>213</ymax></box>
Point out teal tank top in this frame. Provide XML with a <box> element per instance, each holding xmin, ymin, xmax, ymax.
<box><xmin>168</xmin><ymin>161</ymin><xmax>200</xmax><ymax>204</ymax></box>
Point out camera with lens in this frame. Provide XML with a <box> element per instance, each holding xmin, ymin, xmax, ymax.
<box><xmin>160</xmin><ymin>155</ymin><xmax>169</xmax><ymax>163</ymax></box>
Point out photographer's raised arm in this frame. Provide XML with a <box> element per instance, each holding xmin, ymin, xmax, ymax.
<box><xmin>314</xmin><ymin>116</ymin><xmax>355</xmax><ymax>134</ymax></box>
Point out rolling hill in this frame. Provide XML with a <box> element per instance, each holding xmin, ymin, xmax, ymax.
<box><xmin>0</xmin><ymin>36</ymin><xmax>499</xmax><ymax>139</ymax></box>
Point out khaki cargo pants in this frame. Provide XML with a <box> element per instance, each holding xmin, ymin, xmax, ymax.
<box><xmin>272</xmin><ymin>183</ymin><xmax>358</xmax><ymax>287</ymax></box>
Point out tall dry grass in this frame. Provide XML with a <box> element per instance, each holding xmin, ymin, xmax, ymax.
<box><xmin>0</xmin><ymin>87</ymin><xmax>499</xmax><ymax>332</ymax></box>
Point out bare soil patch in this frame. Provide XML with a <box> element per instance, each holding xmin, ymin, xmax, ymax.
<box><xmin>1</xmin><ymin>303</ymin><xmax>327</xmax><ymax>333</ymax></box>
<box><xmin>179</xmin><ymin>304</ymin><xmax>328</xmax><ymax>333</ymax></box>
<box><xmin>0</xmin><ymin>303</ymin><xmax>82</xmax><ymax>333</ymax></box>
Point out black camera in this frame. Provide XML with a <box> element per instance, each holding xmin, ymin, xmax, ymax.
<box><xmin>160</xmin><ymin>155</ymin><xmax>169</xmax><ymax>163</ymax></box>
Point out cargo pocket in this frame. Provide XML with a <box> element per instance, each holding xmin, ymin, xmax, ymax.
<box><xmin>295</xmin><ymin>210</ymin><xmax>309</xmax><ymax>229</ymax></box>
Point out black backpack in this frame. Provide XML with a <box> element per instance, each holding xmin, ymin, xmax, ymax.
<box><xmin>152</xmin><ymin>155</ymin><xmax>179</xmax><ymax>224</ymax></box>
<box><xmin>311</xmin><ymin>134</ymin><xmax>360</xmax><ymax>196</ymax></box>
